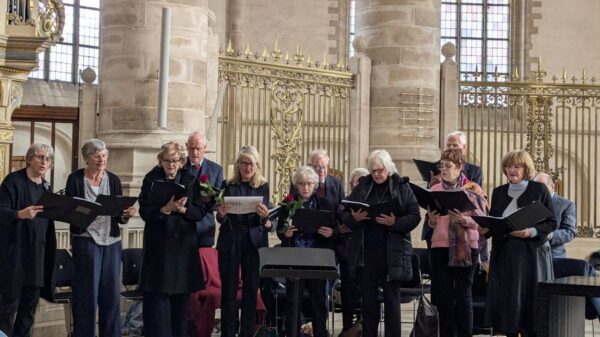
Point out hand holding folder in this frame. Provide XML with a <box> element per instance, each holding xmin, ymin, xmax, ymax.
<box><xmin>36</xmin><ymin>191</ymin><xmax>102</xmax><ymax>230</ymax></box>
<box><xmin>341</xmin><ymin>198</ymin><xmax>401</xmax><ymax>219</ymax></box>
<box><xmin>292</xmin><ymin>208</ymin><xmax>335</xmax><ymax>234</ymax></box>
<box><xmin>413</xmin><ymin>159</ymin><xmax>441</xmax><ymax>183</ymax></box>
<box><xmin>472</xmin><ymin>201</ymin><xmax>552</xmax><ymax>236</ymax></box>
<box><xmin>95</xmin><ymin>194</ymin><xmax>138</xmax><ymax>217</ymax></box>
<box><xmin>148</xmin><ymin>181</ymin><xmax>187</xmax><ymax>206</ymax></box>
<box><xmin>409</xmin><ymin>183</ymin><xmax>476</xmax><ymax>215</ymax></box>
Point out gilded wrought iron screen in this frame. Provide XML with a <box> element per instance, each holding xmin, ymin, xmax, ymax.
<box><xmin>217</xmin><ymin>44</ymin><xmax>354</xmax><ymax>202</ymax></box>
<box><xmin>459</xmin><ymin>69</ymin><xmax>600</xmax><ymax>237</ymax></box>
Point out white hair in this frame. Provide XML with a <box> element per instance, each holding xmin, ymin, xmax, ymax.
<box><xmin>309</xmin><ymin>149</ymin><xmax>329</xmax><ymax>164</ymax></box>
<box><xmin>350</xmin><ymin>167</ymin><xmax>369</xmax><ymax>182</ymax></box>
<box><xmin>187</xmin><ymin>131</ymin><xmax>206</xmax><ymax>144</ymax></box>
<box><xmin>292</xmin><ymin>166</ymin><xmax>319</xmax><ymax>187</ymax></box>
<box><xmin>366</xmin><ymin>150</ymin><xmax>398</xmax><ymax>174</ymax></box>
<box><xmin>445</xmin><ymin>130</ymin><xmax>467</xmax><ymax>145</ymax></box>
<box><xmin>25</xmin><ymin>143</ymin><xmax>54</xmax><ymax>166</ymax></box>
<box><xmin>81</xmin><ymin>139</ymin><xmax>108</xmax><ymax>158</ymax></box>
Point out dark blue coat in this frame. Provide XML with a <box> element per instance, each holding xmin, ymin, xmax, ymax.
<box><xmin>216</xmin><ymin>181</ymin><xmax>270</xmax><ymax>250</ymax></box>
<box><xmin>183</xmin><ymin>158</ymin><xmax>223</xmax><ymax>247</ymax></box>
<box><xmin>549</xmin><ymin>194</ymin><xmax>576</xmax><ymax>258</ymax></box>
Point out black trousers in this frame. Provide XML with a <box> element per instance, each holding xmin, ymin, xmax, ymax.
<box><xmin>359</xmin><ymin>250</ymin><xmax>401</xmax><ymax>337</ymax></box>
<box><xmin>285</xmin><ymin>279</ymin><xmax>328</xmax><ymax>337</ymax></box>
<box><xmin>142</xmin><ymin>291</ymin><xmax>189</xmax><ymax>337</ymax></box>
<box><xmin>339</xmin><ymin>260</ymin><xmax>360</xmax><ymax>331</ymax></box>
<box><xmin>430</xmin><ymin>248</ymin><xmax>478</xmax><ymax>337</ymax></box>
<box><xmin>219</xmin><ymin>232</ymin><xmax>260</xmax><ymax>337</ymax></box>
<box><xmin>0</xmin><ymin>286</ymin><xmax>40</xmax><ymax>337</ymax></box>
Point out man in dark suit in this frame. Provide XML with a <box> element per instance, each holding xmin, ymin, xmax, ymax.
<box><xmin>184</xmin><ymin>131</ymin><xmax>223</xmax><ymax>247</ymax></box>
<box><xmin>534</xmin><ymin>172</ymin><xmax>576</xmax><ymax>258</ymax></box>
<box><xmin>299</xmin><ymin>149</ymin><xmax>345</xmax><ymax>209</ymax></box>
<box><xmin>422</xmin><ymin>131</ymin><xmax>483</xmax><ymax>247</ymax></box>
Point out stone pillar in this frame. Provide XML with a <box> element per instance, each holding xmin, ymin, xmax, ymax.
<box><xmin>349</xmin><ymin>36</ymin><xmax>371</xmax><ymax>171</ymax></box>
<box><xmin>227</xmin><ymin>0</ymin><xmax>245</xmax><ymax>50</ymax></box>
<box><xmin>356</xmin><ymin>0</ymin><xmax>441</xmax><ymax>174</ymax></box>
<box><xmin>78</xmin><ymin>67</ymin><xmax>98</xmax><ymax>168</ymax></box>
<box><xmin>440</xmin><ymin>42</ymin><xmax>460</xmax><ymax>147</ymax></box>
<box><xmin>98</xmin><ymin>0</ymin><xmax>212</xmax><ymax>197</ymax></box>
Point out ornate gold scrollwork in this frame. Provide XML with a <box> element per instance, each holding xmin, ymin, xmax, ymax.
<box><xmin>269</xmin><ymin>81</ymin><xmax>305</xmax><ymax>201</ymax></box>
<box><xmin>37</xmin><ymin>0</ymin><xmax>65</xmax><ymax>42</ymax></box>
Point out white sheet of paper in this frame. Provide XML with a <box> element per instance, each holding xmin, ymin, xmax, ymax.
<box><xmin>224</xmin><ymin>196</ymin><xmax>264</xmax><ymax>214</ymax></box>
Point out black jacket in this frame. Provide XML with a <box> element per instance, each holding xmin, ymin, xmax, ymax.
<box><xmin>65</xmin><ymin>169</ymin><xmax>128</xmax><ymax>237</ymax></box>
<box><xmin>341</xmin><ymin>173</ymin><xmax>421</xmax><ymax>281</ymax></box>
<box><xmin>276</xmin><ymin>194</ymin><xmax>336</xmax><ymax>249</ymax></box>
<box><xmin>0</xmin><ymin>169</ymin><xmax>56</xmax><ymax>297</ymax></box>
<box><xmin>488</xmin><ymin>180</ymin><xmax>558</xmax><ymax>246</ymax></box>
<box><xmin>138</xmin><ymin>166</ymin><xmax>207</xmax><ymax>294</ymax></box>
<box><xmin>216</xmin><ymin>181</ymin><xmax>270</xmax><ymax>250</ymax></box>
<box><xmin>183</xmin><ymin>158</ymin><xmax>224</xmax><ymax>247</ymax></box>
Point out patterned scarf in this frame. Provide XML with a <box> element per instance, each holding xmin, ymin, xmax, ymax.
<box><xmin>443</xmin><ymin>173</ymin><xmax>489</xmax><ymax>267</ymax></box>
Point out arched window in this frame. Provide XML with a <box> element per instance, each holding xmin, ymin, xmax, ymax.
<box><xmin>441</xmin><ymin>0</ymin><xmax>510</xmax><ymax>80</ymax></box>
<box><xmin>348</xmin><ymin>0</ymin><xmax>511</xmax><ymax>80</ymax></box>
<box><xmin>29</xmin><ymin>0</ymin><xmax>100</xmax><ymax>84</ymax></box>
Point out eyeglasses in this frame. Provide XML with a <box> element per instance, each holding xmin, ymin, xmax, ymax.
<box><xmin>239</xmin><ymin>161</ymin><xmax>255</xmax><ymax>167</ymax></box>
<box><xmin>296</xmin><ymin>181</ymin><xmax>315</xmax><ymax>187</ymax></box>
<box><xmin>162</xmin><ymin>158</ymin><xmax>181</xmax><ymax>165</ymax></box>
<box><xmin>370</xmin><ymin>168</ymin><xmax>386</xmax><ymax>174</ymax></box>
<box><xmin>437</xmin><ymin>163</ymin><xmax>457</xmax><ymax>170</ymax></box>
<box><xmin>312</xmin><ymin>165</ymin><xmax>327</xmax><ymax>172</ymax></box>
<box><xmin>33</xmin><ymin>155</ymin><xmax>52</xmax><ymax>163</ymax></box>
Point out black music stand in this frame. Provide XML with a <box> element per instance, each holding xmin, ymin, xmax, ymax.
<box><xmin>259</xmin><ymin>247</ymin><xmax>338</xmax><ymax>337</ymax></box>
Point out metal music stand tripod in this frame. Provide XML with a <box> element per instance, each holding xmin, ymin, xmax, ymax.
<box><xmin>259</xmin><ymin>247</ymin><xmax>338</xmax><ymax>337</ymax></box>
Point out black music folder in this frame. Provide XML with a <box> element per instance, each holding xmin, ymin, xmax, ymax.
<box><xmin>95</xmin><ymin>194</ymin><xmax>138</xmax><ymax>217</ymax></box>
<box><xmin>409</xmin><ymin>183</ymin><xmax>477</xmax><ymax>215</ymax></box>
<box><xmin>148</xmin><ymin>180</ymin><xmax>187</xmax><ymax>206</ymax></box>
<box><xmin>292</xmin><ymin>208</ymin><xmax>335</xmax><ymax>234</ymax></box>
<box><xmin>341</xmin><ymin>198</ymin><xmax>401</xmax><ymax>218</ymax></box>
<box><xmin>472</xmin><ymin>201</ymin><xmax>553</xmax><ymax>236</ymax></box>
<box><xmin>413</xmin><ymin>159</ymin><xmax>440</xmax><ymax>183</ymax></box>
<box><xmin>37</xmin><ymin>191</ymin><xmax>102</xmax><ymax>230</ymax></box>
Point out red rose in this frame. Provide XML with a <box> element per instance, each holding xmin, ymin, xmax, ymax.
<box><xmin>285</xmin><ymin>194</ymin><xmax>294</xmax><ymax>203</ymax></box>
<box><xmin>199</xmin><ymin>174</ymin><xmax>209</xmax><ymax>184</ymax></box>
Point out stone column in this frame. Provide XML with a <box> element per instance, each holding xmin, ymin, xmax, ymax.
<box><xmin>98</xmin><ymin>0</ymin><xmax>212</xmax><ymax>197</ymax></box>
<box><xmin>0</xmin><ymin>80</ymin><xmax>24</xmax><ymax>180</ymax></box>
<box><xmin>355</xmin><ymin>0</ymin><xmax>441</xmax><ymax>174</ymax></box>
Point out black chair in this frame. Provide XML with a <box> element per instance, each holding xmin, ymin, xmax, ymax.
<box><xmin>45</xmin><ymin>249</ymin><xmax>74</xmax><ymax>336</ymax></box>
<box><xmin>472</xmin><ymin>266</ymin><xmax>493</xmax><ymax>337</ymax></box>
<box><xmin>121</xmin><ymin>248</ymin><xmax>143</xmax><ymax>300</ymax></box>
<box><xmin>413</xmin><ymin>248</ymin><xmax>431</xmax><ymax>283</ymax></box>
<box><xmin>398</xmin><ymin>253</ymin><xmax>427</xmax><ymax>322</ymax></box>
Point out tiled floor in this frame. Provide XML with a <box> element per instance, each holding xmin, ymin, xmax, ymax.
<box><xmin>209</xmin><ymin>300</ymin><xmax>600</xmax><ymax>337</ymax></box>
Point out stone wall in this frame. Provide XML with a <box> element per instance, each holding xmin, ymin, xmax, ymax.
<box><xmin>529</xmin><ymin>0</ymin><xmax>600</xmax><ymax>78</ymax></box>
<box><xmin>225</xmin><ymin>0</ymin><xmax>347</xmax><ymax>63</ymax></box>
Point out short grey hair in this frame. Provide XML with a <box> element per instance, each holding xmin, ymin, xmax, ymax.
<box><xmin>25</xmin><ymin>143</ymin><xmax>54</xmax><ymax>165</ymax></box>
<box><xmin>292</xmin><ymin>165</ymin><xmax>319</xmax><ymax>187</ymax></box>
<box><xmin>534</xmin><ymin>172</ymin><xmax>553</xmax><ymax>185</ymax></box>
<box><xmin>350</xmin><ymin>167</ymin><xmax>369</xmax><ymax>182</ymax></box>
<box><xmin>366</xmin><ymin>150</ymin><xmax>398</xmax><ymax>174</ymax></box>
<box><xmin>445</xmin><ymin>131</ymin><xmax>467</xmax><ymax>145</ymax></box>
<box><xmin>187</xmin><ymin>131</ymin><xmax>206</xmax><ymax>144</ymax></box>
<box><xmin>309</xmin><ymin>149</ymin><xmax>329</xmax><ymax>164</ymax></box>
<box><xmin>81</xmin><ymin>139</ymin><xmax>108</xmax><ymax>158</ymax></box>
